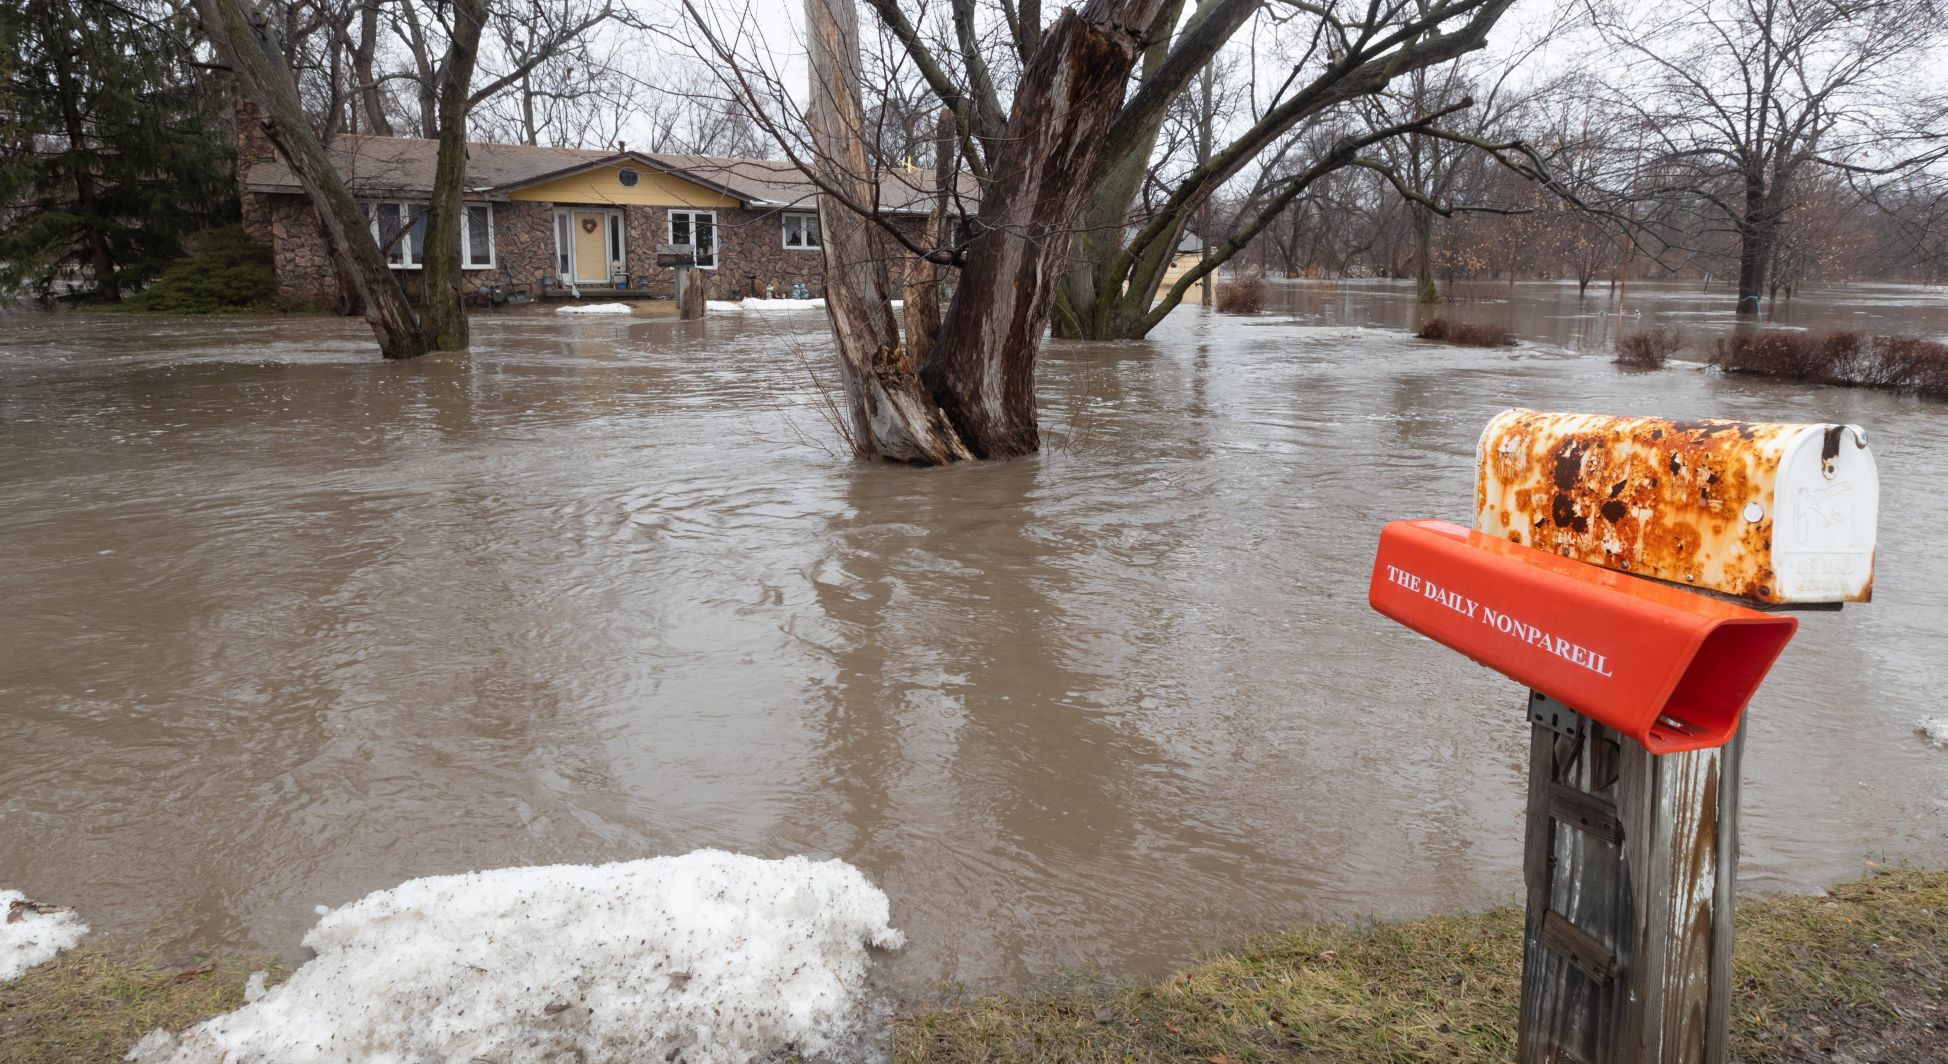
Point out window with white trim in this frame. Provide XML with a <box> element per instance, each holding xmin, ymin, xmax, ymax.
<box><xmin>363</xmin><ymin>200</ymin><xmax>495</xmax><ymax>270</ymax></box>
<box><xmin>462</xmin><ymin>204</ymin><xmax>495</xmax><ymax>269</ymax></box>
<box><xmin>365</xmin><ymin>201</ymin><xmax>426</xmax><ymax>269</ymax></box>
<box><xmin>668</xmin><ymin>209</ymin><xmax>717</xmax><ymax>269</ymax></box>
<box><xmin>782</xmin><ymin>212</ymin><xmax>820</xmax><ymax>250</ymax></box>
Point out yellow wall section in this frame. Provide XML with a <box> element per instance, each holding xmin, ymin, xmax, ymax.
<box><xmin>509</xmin><ymin>164</ymin><xmax>741</xmax><ymax>208</ymax></box>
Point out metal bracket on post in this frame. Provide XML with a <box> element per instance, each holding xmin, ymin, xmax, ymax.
<box><xmin>1528</xmin><ymin>690</ymin><xmax>1586</xmax><ymax>740</ymax></box>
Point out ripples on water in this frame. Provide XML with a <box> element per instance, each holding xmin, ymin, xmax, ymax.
<box><xmin>2</xmin><ymin>281</ymin><xmax>1946</xmax><ymax>993</ymax></box>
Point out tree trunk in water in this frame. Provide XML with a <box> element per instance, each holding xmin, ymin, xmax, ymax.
<box><xmin>1734</xmin><ymin>178</ymin><xmax>1770</xmax><ymax>317</ymax></box>
<box><xmin>196</xmin><ymin>0</ymin><xmax>426</xmax><ymax>359</ymax></box>
<box><xmin>1413</xmin><ymin>205</ymin><xmax>1439</xmax><ymax>305</ymax></box>
<box><xmin>806</xmin><ymin>0</ymin><xmax>971</xmax><ymax>463</ymax></box>
<box><xmin>808</xmin><ymin>0</ymin><xmax>1158</xmax><ymax>463</ymax></box>
<box><xmin>420</xmin><ymin>0</ymin><xmax>487</xmax><ymax>352</ymax></box>
<box><xmin>1050</xmin><ymin>0</ymin><xmax>1190</xmax><ymax>339</ymax></box>
<box><xmin>1196</xmin><ymin>64</ymin><xmax>1213</xmax><ymax>309</ymax></box>
<box><xmin>922</xmin><ymin>0</ymin><xmax>1161</xmax><ymax>458</ymax></box>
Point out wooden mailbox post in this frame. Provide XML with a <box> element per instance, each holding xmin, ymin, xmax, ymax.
<box><xmin>658</xmin><ymin>243</ymin><xmax>705</xmax><ymax>321</ymax></box>
<box><xmin>1373</xmin><ymin>410</ymin><xmax>1879</xmax><ymax>1064</ymax></box>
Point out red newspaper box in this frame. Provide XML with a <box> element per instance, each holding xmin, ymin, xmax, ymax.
<box><xmin>1369</xmin><ymin>519</ymin><xmax>1797</xmax><ymax>753</ymax></box>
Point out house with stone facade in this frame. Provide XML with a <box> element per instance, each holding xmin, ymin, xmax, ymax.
<box><xmin>238</xmin><ymin>119</ymin><xmax>949</xmax><ymax>311</ymax></box>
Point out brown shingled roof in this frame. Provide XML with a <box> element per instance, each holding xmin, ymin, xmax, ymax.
<box><xmin>242</xmin><ymin>133</ymin><xmax>971</xmax><ymax>215</ymax></box>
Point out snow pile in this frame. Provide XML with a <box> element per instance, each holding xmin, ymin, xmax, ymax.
<box><xmin>556</xmin><ymin>303</ymin><xmax>634</xmax><ymax>315</ymax></box>
<box><xmin>1</xmin><ymin>890</ymin><xmax>88</xmax><ymax>981</ymax></box>
<box><xmin>1920</xmin><ymin>717</ymin><xmax>1948</xmax><ymax>748</ymax></box>
<box><xmin>716</xmin><ymin>297</ymin><xmax>828</xmax><ymax>312</ymax></box>
<box><xmin>128</xmin><ymin>851</ymin><xmax>903</xmax><ymax>1064</ymax></box>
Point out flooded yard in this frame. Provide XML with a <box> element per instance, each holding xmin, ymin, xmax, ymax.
<box><xmin>3</xmin><ymin>280</ymin><xmax>1946</xmax><ymax>995</ymax></box>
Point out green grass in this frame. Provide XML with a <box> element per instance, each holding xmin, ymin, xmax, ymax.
<box><xmin>3</xmin><ymin>869</ymin><xmax>1941</xmax><ymax>1062</ymax></box>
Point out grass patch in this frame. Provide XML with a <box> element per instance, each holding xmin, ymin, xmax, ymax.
<box><xmin>1711</xmin><ymin>330</ymin><xmax>1948</xmax><ymax>400</ymax></box>
<box><xmin>0</xmin><ymin>949</ymin><xmax>277</xmax><ymax>1063</ymax></box>
<box><xmin>895</xmin><ymin>866</ymin><xmax>1948</xmax><ymax>1062</ymax></box>
<box><xmin>1415</xmin><ymin>318</ymin><xmax>1514</xmax><ymax>347</ymax></box>
<box><xmin>107</xmin><ymin>226</ymin><xmax>309</xmax><ymax>315</ymax></box>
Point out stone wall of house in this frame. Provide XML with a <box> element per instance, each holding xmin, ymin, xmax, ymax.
<box><xmin>486</xmin><ymin>201</ymin><xmax>557</xmax><ymax>293</ymax></box>
<box><xmin>263</xmin><ymin>194</ymin><xmax>343</xmax><ymax>308</ymax></box>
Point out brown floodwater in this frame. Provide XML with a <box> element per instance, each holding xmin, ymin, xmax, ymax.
<box><xmin>3</xmin><ymin>280</ymin><xmax>1946</xmax><ymax>995</ymax></box>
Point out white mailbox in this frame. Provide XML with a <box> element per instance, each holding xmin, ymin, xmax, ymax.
<box><xmin>1476</xmin><ymin>409</ymin><xmax>1878</xmax><ymax>604</ymax></box>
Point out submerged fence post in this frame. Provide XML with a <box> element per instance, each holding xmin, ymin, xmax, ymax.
<box><xmin>1369</xmin><ymin>410</ymin><xmax>1878</xmax><ymax>1064</ymax></box>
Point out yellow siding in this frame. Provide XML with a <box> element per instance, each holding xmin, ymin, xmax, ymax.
<box><xmin>509</xmin><ymin>164</ymin><xmax>740</xmax><ymax>208</ymax></box>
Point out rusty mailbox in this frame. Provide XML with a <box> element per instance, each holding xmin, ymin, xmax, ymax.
<box><xmin>1369</xmin><ymin>410</ymin><xmax>1880</xmax><ymax>751</ymax></box>
<box><xmin>1476</xmin><ymin>410</ymin><xmax>1878</xmax><ymax>604</ymax></box>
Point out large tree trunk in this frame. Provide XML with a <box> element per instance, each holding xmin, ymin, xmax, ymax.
<box><xmin>921</xmin><ymin>0</ymin><xmax>1161</xmax><ymax>458</ymax></box>
<box><xmin>1051</xmin><ymin>0</ymin><xmax>1193</xmax><ymax>339</ymax></box>
<box><xmin>420</xmin><ymin>0</ymin><xmax>486</xmax><ymax>352</ymax></box>
<box><xmin>197</xmin><ymin>0</ymin><xmax>427</xmax><ymax>358</ymax></box>
<box><xmin>808</xmin><ymin>0</ymin><xmax>1159</xmax><ymax>463</ymax></box>
<box><xmin>807</xmin><ymin>0</ymin><xmax>970</xmax><ymax>463</ymax></box>
<box><xmin>1734</xmin><ymin>175</ymin><xmax>1771</xmax><ymax>316</ymax></box>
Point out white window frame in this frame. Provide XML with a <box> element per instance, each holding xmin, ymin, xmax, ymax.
<box><xmin>781</xmin><ymin>212</ymin><xmax>820</xmax><ymax>250</ymax></box>
<box><xmin>668</xmin><ymin>209</ymin><xmax>718</xmax><ymax>270</ymax></box>
<box><xmin>364</xmin><ymin>200</ymin><xmax>426</xmax><ymax>270</ymax></box>
<box><xmin>553</xmin><ymin>207</ymin><xmax>626</xmax><ymax>283</ymax></box>
<box><xmin>461</xmin><ymin>203</ymin><xmax>495</xmax><ymax>271</ymax></box>
<box><xmin>363</xmin><ymin>200</ymin><xmax>495</xmax><ymax>271</ymax></box>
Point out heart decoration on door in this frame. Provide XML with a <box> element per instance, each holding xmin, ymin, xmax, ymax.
<box><xmin>580</xmin><ymin>217</ymin><xmax>599</xmax><ymax>234</ymax></box>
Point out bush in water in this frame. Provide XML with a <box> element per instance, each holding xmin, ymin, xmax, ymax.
<box><xmin>1711</xmin><ymin>330</ymin><xmax>1948</xmax><ymax>399</ymax></box>
<box><xmin>1415</xmin><ymin>317</ymin><xmax>1514</xmax><ymax>347</ymax></box>
<box><xmin>1215</xmin><ymin>273</ymin><xmax>1265</xmax><ymax>314</ymax></box>
<box><xmin>1615</xmin><ymin>328</ymin><xmax>1683</xmax><ymax>367</ymax></box>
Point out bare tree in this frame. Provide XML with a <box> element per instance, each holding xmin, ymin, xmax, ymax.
<box><xmin>197</xmin><ymin>0</ymin><xmax>426</xmax><ymax>356</ymax></box>
<box><xmin>419</xmin><ymin>0</ymin><xmax>486</xmax><ymax>350</ymax></box>
<box><xmin>1053</xmin><ymin>0</ymin><xmax>1525</xmax><ymax>339</ymax></box>
<box><xmin>469</xmin><ymin>12</ymin><xmax>632</xmax><ymax>146</ymax></box>
<box><xmin>1589</xmin><ymin>0</ymin><xmax>1947</xmax><ymax>314</ymax></box>
<box><xmin>788</xmin><ymin>0</ymin><xmax>1164</xmax><ymax>462</ymax></box>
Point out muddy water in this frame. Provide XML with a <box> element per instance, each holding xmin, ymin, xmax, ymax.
<box><xmin>3</xmin><ymin>282</ymin><xmax>1947</xmax><ymax>994</ymax></box>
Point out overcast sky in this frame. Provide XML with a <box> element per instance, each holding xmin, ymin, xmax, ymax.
<box><xmin>603</xmin><ymin>0</ymin><xmax>1944</xmax><ymax>162</ymax></box>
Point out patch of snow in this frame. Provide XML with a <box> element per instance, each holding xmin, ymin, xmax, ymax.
<box><xmin>0</xmin><ymin>890</ymin><xmax>88</xmax><ymax>981</ymax></box>
<box><xmin>243</xmin><ymin>969</ymin><xmax>269</xmax><ymax>1002</ymax></box>
<box><xmin>128</xmin><ymin>851</ymin><xmax>903</xmax><ymax>1064</ymax></box>
<box><xmin>704</xmin><ymin>300</ymin><xmax>745</xmax><ymax>312</ymax></box>
<box><xmin>1920</xmin><ymin>717</ymin><xmax>1948</xmax><ymax>748</ymax></box>
<box><xmin>555</xmin><ymin>303</ymin><xmax>634</xmax><ymax>315</ymax></box>
<box><xmin>738</xmin><ymin>297</ymin><xmax>826</xmax><ymax>311</ymax></box>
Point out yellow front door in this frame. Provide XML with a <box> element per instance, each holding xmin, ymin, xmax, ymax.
<box><xmin>572</xmin><ymin>211</ymin><xmax>610</xmax><ymax>283</ymax></box>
